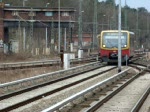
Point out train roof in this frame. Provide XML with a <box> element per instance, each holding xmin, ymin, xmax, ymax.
<box><xmin>101</xmin><ymin>30</ymin><xmax>134</xmax><ymax>35</ymax></box>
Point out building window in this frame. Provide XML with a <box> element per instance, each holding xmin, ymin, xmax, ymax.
<box><xmin>61</xmin><ymin>12</ymin><xmax>69</xmax><ymax>16</ymax></box>
<box><xmin>45</xmin><ymin>12</ymin><xmax>53</xmax><ymax>16</ymax></box>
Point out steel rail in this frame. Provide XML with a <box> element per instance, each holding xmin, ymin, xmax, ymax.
<box><xmin>0</xmin><ymin>62</ymin><xmax>105</xmax><ymax>101</ymax></box>
<box><xmin>131</xmin><ymin>85</ymin><xmax>150</xmax><ymax>112</ymax></box>
<box><xmin>0</xmin><ymin>63</ymin><xmax>112</xmax><ymax>111</ymax></box>
<box><xmin>147</xmin><ymin>64</ymin><xmax>150</xmax><ymax>70</ymax></box>
<box><xmin>0</xmin><ymin>62</ymin><xmax>101</xmax><ymax>95</ymax></box>
<box><xmin>42</xmin><ymin>68</ymin><xmax>131</xmax><ymax>112</ymax></box>
<box><xmin>129</xmin><ymin>56</ymin><xmax>143</xmax><ymax>63</ymax></box>
<box><xmin>131</xmin><ymin>62</ymin><xmax>150</xmax><ymax>72</ymax></box>
<box><xmin>86</xmin><ymin>66</ymin><xmax>145</xmax><ymax>112</ymax></box>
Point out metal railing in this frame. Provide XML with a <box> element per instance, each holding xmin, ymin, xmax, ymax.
<box><xmin>0</xmin><ymin>56</ymin><xmax>99</xmax><ymax>69</ymax></box>
<box><xmin>0</xmin><ymin>60</ymin><xmax>60</xmax><ymax>69</ymax></box>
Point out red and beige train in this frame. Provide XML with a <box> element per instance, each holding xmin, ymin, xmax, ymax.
<box><xmin>98</xmin><ymin>30</ymin><xmax>135</xmax><ymax>63</ymax></box>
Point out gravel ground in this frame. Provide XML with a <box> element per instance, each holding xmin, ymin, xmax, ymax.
<box><xmin>139</xmin><ymin>93</ymin><xmax>150</xmax><ymax>112</ymax></box>
<box><xmin>0</xmin><ymin>62</ymin><xmax>90</xmax><ymax>84</ymax></box>
<box><xmin>95</xmin><ymin>72</ymin><xmax>150</xmax><ymax>112</ymax></box>
<box><xmin>0</xmin><ymin>66</ymin><xmax>62</xmax><ymax>83</ymax></box>
<box><xmin>0</xmin><ymin>53</ymin><xmax>61</xmax><ymax>83</ymax></box>
<box><xmin>0</xmin><ymin>62</ymin><xmax>99</xmax><ymax>109</ymax></box>
<box><xmin>12</xmin><ymin>66</ymin><xmax>129</xmax><ymax>112</ymax></box>
<box><xmin>134</xmin><ymin>57</ymin><xmax>150</xmax><ymax>65</ymax></box>
<box><xmin>138</xmin><ymin>57</ymin><xmax>150</xmax><ymax>112</ymax></box>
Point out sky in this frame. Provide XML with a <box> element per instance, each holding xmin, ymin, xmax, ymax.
<box><xmin>115</xmin><ymin>0</ymin><xmax>150</xmax><ymax>12</ymax></box>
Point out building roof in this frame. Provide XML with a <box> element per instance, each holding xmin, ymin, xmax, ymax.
<box><xmin>4</xmin><ymin>6</ymin><xmax>76</xmax><ymax>12</ymax></box>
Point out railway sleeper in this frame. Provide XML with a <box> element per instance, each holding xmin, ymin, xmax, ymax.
<box><xmin>78</xmin><ymin>101</ymin><xmax>91</xmax><ymax>107</ymax></box>
<box><xmin>115</xmin><ymin>81</ymin><xmax>124</xmax><ymax>84</ymax></box>
<box><xmin>88</xmin><ymin>97</ymin><xmax>100</xmax><ymax>101</ymax></box>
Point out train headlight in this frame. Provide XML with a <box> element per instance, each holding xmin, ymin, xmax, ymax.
<box><xmin>103</xmin><ymin>45</ymin><xmax>106</xmax><ymax>47</ymax></box>
<box><xmin>124</xmin><ymin>45</ymin><xmax>127</xmax><ymax>47</ymax></box>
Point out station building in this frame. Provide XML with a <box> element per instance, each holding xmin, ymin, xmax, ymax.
<box><xmin>0</xmin><ymin>2</ymin><xmax>75</xmax><ymax>54</ymax></box>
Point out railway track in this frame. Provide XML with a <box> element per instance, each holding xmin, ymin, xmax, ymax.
<box><xmin>0</xmin><ymin>57</ymin><xmax>98</xmax><ymax>70</ymax></box>
<box><xmin>0</xmin><ymin>62</ymin><xmax>115</xmax><ymax>111</ymax></box>
<box><xmin>0</xmin><ymin>62</ymin><xmax>103</xmax><ymax>96</ymax></box>
<box><xmin>41</xmin><ymin>64</ymin><xmax>150</xmax><ymax>112</ymax></box>
<box><xmin>0</xmin><ymin>60</ymin><xmax>60</xmax><ymax>70</ymax></box>
<box><xmin>0</xmin><ymin>56</ymin><xmax>149</xmax><ymax>112</ymax></box>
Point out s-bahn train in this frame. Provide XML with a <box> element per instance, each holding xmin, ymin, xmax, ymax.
<box><xmin>99</xmin><ymin>30</ymin><xmax>135</xmax><ymax>63</ymax></box>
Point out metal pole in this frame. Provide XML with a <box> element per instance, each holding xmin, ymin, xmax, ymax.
<box><xmin>147</xmin><ymin>14</ymin><xmax>149</xmax><ymax>48</ymax></box>
<box><xmin>136</xmin><ymin>9</ymin><xmax>139</xmax><ymax>49</ymax></box>
<box><xmin>108</xmin><ymin>16</ymin><xmax>110</xmax><ymax>29</ymax></box>
<box><xmin>22</xmin><ymin>0</ymin><xmax>27</xmax><ymax>51</ymax></box>
<box><xmin>23</xmin><ymin>0</ymin><xmax>25</xmax><ymax>7</ymax></box>
<box><xmin>46</xmin><ymin>27</ymin><xmax>48</xmax><ymax>48</ymax></box>
<box><xmin>118</xmin><ymin>0</ymin><xmax>122</xmax><ymax>72</ymax></box>
<box><xmin>70</xmin><ymin>16</ymin><xmax>73</xmax><ymax>52</ymax></box>
<box><xmin>113</xmin><ymin>0</ymin><xmax>116</xmax><ymax>29</ymax></box>
<box><xmin>93</xmin><ymin>0</ymin><xmax>98</xmax><ymax>49</ymax></box>
<box><xmin>18</xmin><ymin>20</ymin><xmax>21</xmax><ymax>52</ymax></box>
<box><xmin>124</xmin><ymin>0</ymin><xmax>127</xmax><ymax>30</ymax></box>
<box><xmin>46</xmin><ymin>3</ymin><xmax>50</xmax><ymax>7</ymax></box>
<box><xmin>45</xmin><ymin>3</ymin><xmax>49</xmax><ymax>48</ymax></box>
<box><xmin>23</xmin><ymin>27</ymin><xmax>26</xmax><ymax>50</ymax></box>
<box><xmin>58</xmin><ymin>0</ymin><xmax>61</xmax><ymax>52</ymax></box>
<box><xmin>23</xmin><ymin>0</ymin><xmax>27</xmax><ymax>7</ymax></box>
<box><xmin>70</xmin><ymin>27</ymin><xmax>72</xmax><ymax>43</ymax></box>
<box><xmin>64</xmin><ymin>28</ymin><xmax>66</xmax><ymax>51</ymax></box>
<box><xmin>147</xmin><ymin>14</ymin><xmax>149</xmax><ymax>35</ymax></box>
<box><xmin>70</xmin><ymin>16</ymin><xmax>73</xmax><ymax>43</ymax></box>
<box><xmin>30</xmin><ymin>12</ymin><xmax>33</xmax><ymax>53</ymax></box>
<box><xmin>78</xmin><ymin>0</ymin><xmax>83</xmax><ymax>49</ymax></box>
<box><xmin>126</xmin><ymin>54</ymin><xmax>127</xmax><ymax>66</ymax></box>
<box><xmin>51</xmin><ymin>18</ymin><xmax>54</xmax><ymax>51</ymax></box>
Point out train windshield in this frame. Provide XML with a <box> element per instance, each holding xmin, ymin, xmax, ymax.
<box><xmin>102</xmin><ymin>32</ymin><xmax>127</xmax><ymax>48</ymax></box>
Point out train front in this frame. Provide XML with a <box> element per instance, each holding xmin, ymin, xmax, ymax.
<box><xmin>100</xmin><ymin>30</ymin><xmax>130</xmax><ymax>63</ymax></box>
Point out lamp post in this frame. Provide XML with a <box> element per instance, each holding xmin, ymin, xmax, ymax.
<box><xmin>69</xmin><ymin>16</ymin><xmax>74</xmax><ymax>52</ymax></box>
<box><xmin>109</xmin><ymin>16</ymin><xmax>114</xmax><ymax>30</ymax></box>
<box><xmin>147</xmin><ymin>14</ymin><xmax>149</xmax><ymax>34</ymax></box>
<box><xmin>104</xmin><ymin>15</ymin><xmax>110</xmax><ymax>29</ymax></box>
<box><xmin>22</xmin><ymin>0</ymin><xmax>28</xmax><ymax>51</ymax></box>
<box><xmin>58</xmin><ymin>0</ymin><xmax>61</xmax><ymax>53</ymax></box>
<box><xmin>102</xmin><ymin>15</ymin><xmax>106</xmax><ymax>30</ymax></box>
<box><xmin>46</xmin><ymin>3</ymin><xmax>50</xmax><ymax>7</ymax></box>
<box><xmin>93</xmin><ymin>0</ymin><xmax>98</xmax><ymax>49</ymax></box>
<box><xmin>136</xmin><ymin>9</ymin><xmax>139</xmax><ymax>49</ymax></box>
<box><xmin>102</xmin><ymin>15</ymin><xmax>105</xmax><ymax>30</ymax></box>
<box><xmin>102</xmin><ymin>14</ymin><xmax>112</xmax><ymax>30</ymax></box>
<box><xmin>124</xmin><ymin>0</ymin><xmax>127</xmax><ymax>30</ymax></box>
<box><xmin>112</xmin><ymin>0</ymin><xmax>116</xmax><ymax>29</ymax></box>
<box><xmin>118</xmin><ymin>0</ymin><xmax>122</xmax><ymax>72</ymax></box>
<box><xmin>147</xmin><ymin>14</ymin><xmax>149</xmax><ymax>48</ymax></box>
<box><xmin>45</xmin><ymin>3</ymin><xmax>50</xmax><ymax>48</ymax></box>
<box><xmin>23</xmin><ymin>0</ymin><xmax>28</xmax><ymax>7</ymax></box>
<box><xmin>98</xmin><ymin>0</ymin><xmax>106</xmax><ymax>30</ymax></box>
<box><xmin>78</xmin><ymin>0</ymin><xmax>83</xmax><ymax>49</ymax></box>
